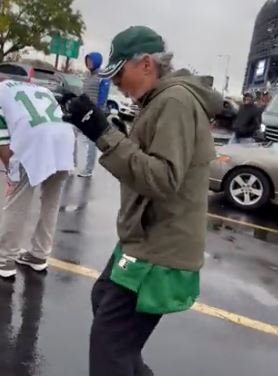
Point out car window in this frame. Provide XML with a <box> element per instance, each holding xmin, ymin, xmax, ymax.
<box><xmin>33</xmin><ymin>69</ymin><xmax>55</xmax><ymax>79</ymax></box>
<box><xmin>63</xmin><ymin>74</ymin><xmax>83</xmax><ymax>89</ymax></box>
<box><xmin>265</xmin><ymin>94</ymin><xmax>278</xmax><ymax>116</ymax></box>
<box><xmin>32</xmin><ymin>69</ymin><xmax>62</xmax><ymax>91</ymax></box>
<box><xmin>0</xmin><ymin>64</ymin><xmax>27</xmax><ymax>76</ymax></box>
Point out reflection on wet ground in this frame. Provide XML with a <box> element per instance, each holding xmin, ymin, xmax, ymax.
<box><xmin>208</xmin><ymin>193</ymin><xmax>278</xmax><ymax>246</ymax></box>
<box><xmin>0</xmin><ymin>271</ymin><xmax>46</xmax><ymax>376</ymax></box>
<box><xmin>0</xmin><ymin>165</ymin><xmax>277</xmax><ymax>376</ymax></box>
<box><xmin>208</xmin><ymin>192</ymin><xmax>278</xmax><ymax>231</ymax></box>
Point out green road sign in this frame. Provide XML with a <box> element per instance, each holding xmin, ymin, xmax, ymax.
<box><xmin>50</xmin><ymin>35</ymin><xmax>80</xmax><ymax>59</ymax></box>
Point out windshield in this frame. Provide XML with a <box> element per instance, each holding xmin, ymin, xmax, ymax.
<box><xmin>63</xmin><ymin>74</ymin><xmax>83</xmax><ymax>89</ymax></box>
<box><xmin>265</xmin><ymin>94</ymin><xmax>278</xmax><ymax>116</ymax></box>
<box><xmin>32</xmin><ymin>69</ymin><xmax>61</xmax><ymax>91</ymax></box>
<box><xmin>33</xmin><ymin>69</ymin><xmax>55</xmax><ymax>80</ymax></box>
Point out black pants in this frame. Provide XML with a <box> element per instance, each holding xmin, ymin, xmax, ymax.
<box><xmin>90</xmin><ymin>256</ymin><xmax>162</xmax><ymax>376</ymax></box>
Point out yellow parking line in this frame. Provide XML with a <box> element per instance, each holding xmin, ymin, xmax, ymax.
<box><xmin>49</xmin><ymin>257</ymin><xmax>278</xmax><ymax>337</ymax></box>
<box><xmin>208</xmin><ymin>213</ymin><xmax>278</xmax><ymax>234</ymax></box>
<box><xmin>49</xmin><ymin>257</ymin><xmax>100</xmax><ymax>279</ymax></box>
<box><xmin>192</xmin><ymin>303</ymin><xmax>278</xmax><ymax>336</ymax></box>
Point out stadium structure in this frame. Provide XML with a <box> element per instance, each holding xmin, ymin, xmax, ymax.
<box><xmin>243</xmin><ymin>0</ymin><xmax>278</xmax><ymax>93</ymax></box>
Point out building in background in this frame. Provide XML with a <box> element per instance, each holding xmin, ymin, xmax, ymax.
<box><xmin>243</xmin><ymin>0</ymin><xmax>278</xmax><ymax>93</ymax></box>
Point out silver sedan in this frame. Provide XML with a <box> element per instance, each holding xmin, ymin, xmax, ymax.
<box><xmin>210</xmin><ymin>142</ymin><xmax>278</xmax><ymax>210</ymax></box>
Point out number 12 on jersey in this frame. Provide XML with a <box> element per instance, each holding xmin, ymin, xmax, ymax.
<box><xmin>15</xmin><ymin>91</ymin><xmax>62</xmax><ymax>127</ymax></box>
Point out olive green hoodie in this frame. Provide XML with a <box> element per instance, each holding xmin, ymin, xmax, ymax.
<box><xmin>97</xmin><ymin>69</ymin><xmax>223</xmax><ymax>271</ymax></box>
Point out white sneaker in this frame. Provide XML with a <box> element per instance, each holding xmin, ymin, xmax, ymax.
<box><xmin>77</xmin><ymin>171</ymin><xmax>92</xmax><ymax>178</ymax></box>
<box><xmin>16</xmin><ymin>252</ymin><xmax>48</xmax><ymax>272</ymax></box>
<box><xmin>0</xmin><ymin>260</ymin><xmax>16</xmax><ymax>278</ymax></box>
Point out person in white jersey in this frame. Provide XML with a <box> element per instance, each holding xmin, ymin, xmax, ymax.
<box><xmin>0</xmin><ymin>80</ymin><xmax>75</xmax><ymax>278</ymax></box>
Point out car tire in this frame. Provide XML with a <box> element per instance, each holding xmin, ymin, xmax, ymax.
<box><xmin>224</xmin><ymin>167</ymin><xmax>271</xmax><ymax>210</ymax></box>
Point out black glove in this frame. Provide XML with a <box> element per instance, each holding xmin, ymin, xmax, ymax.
<box><xmin>108</xmin><ymin>116</ymin><xmax>129</xmax><ymax>136</ymax></box>
<box><xmin>60</xmin><ymin>92</ymin><xmax>77</xmax><ymax>108</ymax></box>
<box><xmin>59</xmin><ymin>92</ymin><xmax>77</xmax><ymax>114</ymax></box>
<box><xmin>63</xmin><ymin>94</ymin><xmax>110</xmax><ymax>143</ymax></box>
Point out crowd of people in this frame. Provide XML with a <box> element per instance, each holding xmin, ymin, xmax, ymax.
<box><xmin>0</xmin><ymin>25</ymin><xmax>224</xmax><ymax>376</ymax></box>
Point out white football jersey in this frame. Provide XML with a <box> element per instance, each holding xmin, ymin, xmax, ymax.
<box><xmin>0</xmin><ymin>80</ymin><xmax>75</xmax><ymax>186</ymax></box>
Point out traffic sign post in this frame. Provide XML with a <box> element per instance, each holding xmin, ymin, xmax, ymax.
<box><xmin>50</xmin><ymin>35</ymin><xmax>81</xmax><ymax>68</ymax></box>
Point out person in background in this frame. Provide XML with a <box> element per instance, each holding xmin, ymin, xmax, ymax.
<box><xmin>0</xmin><ymin>80</ymin><xmax>74</xmax><ymax>278</ymax></box>
<box><xmin>258</xmin><ymin>90</ymin><xmax>271</xmax><ymax>114</ymax></box>
<box><xmin>78</xmin><ymin>52</ymin><xmax>110</xmax><ymax>177</ymax></box>
<box><xmin>64</xmin><ymin>25</ymin><xmax>222</xmax><ymax>376</ymax></box>
<box><xmin>231</xmin><ymin>92</ymin><xmax>260</xmax><ymax>143</ymax></box>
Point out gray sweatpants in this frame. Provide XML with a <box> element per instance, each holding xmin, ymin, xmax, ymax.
<box><xmin>0</xmin><ymin>169</ymin><xmax>68</xmax><ymax>262</ymax></box>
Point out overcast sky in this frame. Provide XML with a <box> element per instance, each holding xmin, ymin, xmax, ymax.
<box><xmin>74</xmin><ymin>0</ymin><xmax>267</xmax><ymax>95</ymax></box>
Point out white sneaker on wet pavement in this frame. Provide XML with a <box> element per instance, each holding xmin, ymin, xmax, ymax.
<box><xmin>0</xmin><ymin>260</ymin><xmax>16</xmax><ymax>278</ymax></box>
<box><xmin>77</xmin><ymin>171</ymin><xmax>93</xmax><ymax>178</ymax></box>
<box><xmin>16</xmin><ymin>252</ymin><xmax>48</xmax><ymax>272</ymax></box>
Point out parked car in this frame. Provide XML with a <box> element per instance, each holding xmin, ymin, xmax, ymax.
<box><xmin>107</xmin><ymin>85</ymin><xmax>139</xmax><ymax>120</ymax></box>
<box><xmin>210</xmin><ymin>142</ymin><xmax>278</xmax><ymax>210</ymax></box>
<box><xmin>0</xmin><ymin>63</ymin><xmax>84</xmax><ymax>106</ymax></box>
<box><xmin>0</xmin><ymin>62</ymin><xmax>60</xmax><ymax>91</ymax></box>
<box><xmin>55</xmin><ymin>73</ymin><xmax>83</xmax><ymax>94</ymax></box>
<box><xmin>53</xmin><ymin>73</ymin><xmax>84</xmax><ymax>104</ymax></box>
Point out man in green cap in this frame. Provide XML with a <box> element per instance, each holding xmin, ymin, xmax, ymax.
<box><xmin>64</xmin><ymin>25</ymin><xmax>222</xmax><ymax>376</ymax></box>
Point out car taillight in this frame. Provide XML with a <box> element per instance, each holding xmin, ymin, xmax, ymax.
<box><xmin>216</xmin><ymin>154</ymin><xmax>231</xmax><ymax>162</ymax></box>
<box><xmin>28</xmin><ymin>68</ymin><xmax>35</xmax><ymax>82</ymax></box>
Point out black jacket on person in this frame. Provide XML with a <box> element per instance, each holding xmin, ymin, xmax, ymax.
<box><xmin>233</xmin><ymin>104</ymin><xmax>260</xmax><ymax>138</ymax></box>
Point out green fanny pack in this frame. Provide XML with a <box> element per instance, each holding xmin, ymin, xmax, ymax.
<box><xmin>110</xmin><ymin>243</ymin><xmax>200</xmax><ymax>314</ymax></box>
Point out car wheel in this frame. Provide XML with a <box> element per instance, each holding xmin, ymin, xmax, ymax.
<box><xmin>224</xmin><ymin>167</ymin><xmax>271</xmax><ymax>210</ymax></box>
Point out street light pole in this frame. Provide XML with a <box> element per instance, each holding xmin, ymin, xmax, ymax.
<box><xmin>218</xmin><ymin>54</ymin><xmax>231</xmax><ymax>96</ymax></box>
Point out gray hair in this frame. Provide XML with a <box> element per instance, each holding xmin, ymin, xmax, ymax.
<box><xmin>131</xmin><ymin>52</ymin><xmax>174</xmax><ymax>78</ymax></box>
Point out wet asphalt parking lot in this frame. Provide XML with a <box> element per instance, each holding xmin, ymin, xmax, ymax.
<box><xmin>0</xmin><ymin>160</ymin><xmax>277</xmax><ymax>376</ymax></box>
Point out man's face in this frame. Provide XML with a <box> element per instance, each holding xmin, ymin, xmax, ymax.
<box><xmin>243</xmin><ymin>96</ymin><xmax>253</xmax><ymax>105</ymax></box>
<box><xmin>112</xmin><ymin>55</ymin><xmax>157</xmax><ymax>100</ymax></box>
<box><xmin>262</xmin><ymin>94</ymin><xmax>270</xmax><ymax>105</ymax></box>
<box><xmin>86</xmin><ymin>57</ymin><xmax>93</xmax><ymax>71</ymax></box>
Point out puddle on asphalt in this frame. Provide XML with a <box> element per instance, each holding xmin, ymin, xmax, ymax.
<box><xmin>221</xmin><ymin>274</ymin><xmax>278</xmax><ymax>307</ymax></box>
<box><xmin>60</xmin><ymin>229</ymin><xmax>80</xmax><ymax>235</ymax></box>
<box><xmin>59</xmin><ymin>204</ymin><xmax>87</xmax><ymax>213</ymax></box>
<box><xmin>207</xmin><ymin>218</ymin><xmax>278</xmax><ymax>247</ymax></box>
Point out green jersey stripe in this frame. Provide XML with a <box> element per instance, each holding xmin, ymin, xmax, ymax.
<box><xmin>0</xmin><ymin>115</ymin><xmax>7</xmax><ymax>130</ymax></box>
<box><xmin>0</xmin><ymin>137</ymin><xmax>10</xmax><ymax>145</ymax></box>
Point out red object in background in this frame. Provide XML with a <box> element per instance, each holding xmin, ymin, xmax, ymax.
<box><xmin>209</xmin><ymin>119</ymin><xmax>217</xmax><ymax>129</ymax></box>
<box><xmin>28</xmin><ymin>67</ymin><xmax>35</xmax><ymax>82</ymax></box>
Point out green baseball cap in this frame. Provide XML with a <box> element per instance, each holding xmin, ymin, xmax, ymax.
<box><xmin>99</xmin><ymin>26</ymin><xmax>165</xmax><ymax>78</ymax></box>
